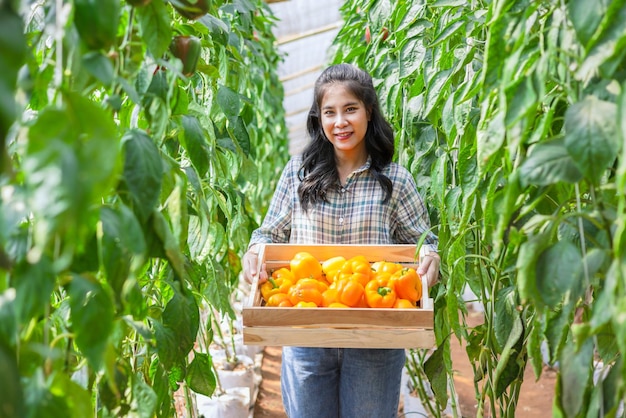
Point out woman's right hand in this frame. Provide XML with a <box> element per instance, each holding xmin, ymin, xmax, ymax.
<box><xmin>243</xmin><ymin>246</ymin><xmax>268</xmax><ymax>284</ymax></box>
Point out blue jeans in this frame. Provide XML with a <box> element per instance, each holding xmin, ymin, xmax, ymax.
<box><xmin>281</xmin><ymin>347</ymin><xmax>405</xmax><ymax>418</ymax></box>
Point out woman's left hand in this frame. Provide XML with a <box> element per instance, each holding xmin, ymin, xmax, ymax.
<box><xmin>417</xmin><ymin>252</ymin><xmax>440</xmax><ymax>287</ymax></box>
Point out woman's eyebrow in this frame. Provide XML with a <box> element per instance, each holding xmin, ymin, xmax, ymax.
<box><xmin>322</xmin><ymin>101</ymin><xmax>360</xmax><ymax>110</ymax></box>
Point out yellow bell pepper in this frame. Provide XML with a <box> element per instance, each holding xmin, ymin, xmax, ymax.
<box><xmin>290</xmin><ymin>252</ymin><xmax>323</xmax><ymax>281</ymax></box>
<box><xmin>321</xmin><ymin>256</ymin><xmax>346</xmax><ymax>283</ymax></box>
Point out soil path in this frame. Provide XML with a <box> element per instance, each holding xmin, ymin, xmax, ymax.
<box><xmin>252</xmin><ymin>310</ymin><xmax>557</xmax><ymax>418</ymax></box>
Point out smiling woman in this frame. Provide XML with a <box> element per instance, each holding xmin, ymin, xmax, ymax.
<box><xmin>242</xmin><ymin>63</ymin><xmax>440</xmax><ymax>418</ymax></box>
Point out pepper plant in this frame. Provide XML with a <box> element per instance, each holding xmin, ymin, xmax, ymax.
<box><xmin>0</xmin><ymin>0</ymin><xmax>287</xmax><ymax>416</ymax></box>
<box><xmin>331</xmin><ymin>0</ymin><xmax>625</xmax><ymax>417</ymax></box>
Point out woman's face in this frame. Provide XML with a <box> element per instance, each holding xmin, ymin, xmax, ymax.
<box><xmin>320</xmin><ymin>83</ymin><xmax>369</xmax><ymax>157</ymax></box>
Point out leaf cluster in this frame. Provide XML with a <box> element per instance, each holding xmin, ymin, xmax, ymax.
<box><xmin>0</xmin><ymin>0</ymin><xmax>288</xmax><ymax>416</ymax></box>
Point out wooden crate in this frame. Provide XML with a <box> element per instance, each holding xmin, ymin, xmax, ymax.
<box><xmin>242</xmin><ymin>244</ymin><xmax>435</xmax><ymax>349</ymax></box>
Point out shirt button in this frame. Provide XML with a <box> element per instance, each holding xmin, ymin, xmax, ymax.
<box><xmin>338</xmin><ymin>217</ymin><xmax>344</xmax><ymax>224</ymax></box>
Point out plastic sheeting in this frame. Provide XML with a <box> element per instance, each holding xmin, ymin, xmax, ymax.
<box><xmin>268</xmin><ymin>0</ymin><xmax>344</xmax><ymax>155</ymax></box>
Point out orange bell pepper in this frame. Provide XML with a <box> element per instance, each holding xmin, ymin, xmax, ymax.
<box><xmin>290</xmin><ymin>252</ymin><xmax>323</xmax><ymax>281</ymax></box>
<box><xmin>389</xmin><ymin>267</ymin><xmax>422</xmax><ymax>303</ymax></box>
<box><xmin>266</xmin><ymin>293</ymin><xmax>293</xmax><ymax>307</ymax></box>
<box><xmin>365</xmin><ymin>277</ymin><xmax>397</xmax><ymax>308</ymax></box>
<box><xmin>321</xmin><ymin>256</ymin><xmax>346</xmax><ymax>284</ymax></box>
<box><xmin>331</xmin><ymin>278</ymin><xmax>365</xmax><ymax>307</ymax></box>
<box><xmin>336</xmin><ymin>255</ymin><xmax>372</xmax><ymax>287</ymax></box>
<box><xmin>393</xmin><ymin>298</ymin><xmax>416</xmax><ymax>309</ymax></box>
<box><xmin>354</xmin><ymin>293</ymin><xmax>369</xmax><ymax>308</ymax></box>
<box><xmin>288</xmin><ymin>277</ymin><xmax>326</xmax><ymax>306</ymax></box>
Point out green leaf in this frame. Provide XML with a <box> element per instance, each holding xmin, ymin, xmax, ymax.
<box><xmin>0</xmin><ymin>290</ymin><xmax>17</xmax><ymax>348</ymax></box>
<box><xmin>476</xmin><ymin>109</ymin><xmax>505</xmax><ymax>172</ymax></box>
<box><xmin>567</xmin><ymin>0</ymin><xmax>609</xmax><ymax>47</ymax></box>
<box><xmin>27</xmin><ymin>90</ymin><xmax>120</xmax><ymax>201</ymax></box>
<box><xmin>136</xmin><ymin>0</ymin><xmax>173</xmax><ymax>59</ymax></box>
<box><xmin>535</xmin><ymin>241</ymin><xmax>582</xmax><ymax>309</ymax></box>
<box><xmin>217</xmin><ymin>85</ymin><xmax>241</xmax><ymax>120</ymax></box>
<box><xmin>399</xmin><ymin>39</ymin><xmax>426</xmax><ymax>79</ymax></box>
<box><xmin>424</xmin><ymin>69</ymin><xmax>452</xmax><ymax>118</ymax></box>
<box><xmin>504</xmin><ymin>76</ymin><xmax>538</xmax><ymax>128</ymax></box>
<box><xmin>23</xmin><ymin>370</ymin><xmax>71</xmax><ymax>418</ymax></box>
<box><xmin>423</xmin><ymin>344</ymin><xmax>448</xmax><ymax>407</ymax></box>
<box><xmin>185</xmin><ymin>352</ymin><xmax>217</xmax><ymax>396</ymax></box>
<box><xmin>153</xmin><ymin>282</ymin><xmax>199</xmax><ymax>370</ymax></box>
<box><xmin>564</xmin><ymin>96</ymin><xmax>620</xmax><ymax>184</ymax></box>
<box><xmin>494</xmin><ymin>286</ymin><xmax>518</xmax><ymax>351</ymax></box>
<box><xmin>601</xmin><ymin>356</ymin><xmax>622</xmax><ymax>414</ymax></box>
<box><xmin>0</xmin><ymin>341</ymin><xmax>24</xmax><ymax>418</ymax></box>
<box><xmin>122</xmin><ymin>129</ymin><xmax>163</xmax><ymax>223</ymax></box>
<box><xmin>431</xmin><ymin>0</ymin><xmax>466</xmax><ymax>6</ymax></box>
<box><xmin>130</xmin><ymin>374</ymin><xmax>158</xmax><ymax>418</ymax></box>
<box><xmin>151</xmin><ymin>210</ymin><xmax>187</xmax><ymax>280</ymax></box>
<box><xmin>73</xmin><ymin>0</ymin><xmax>120</xmax><ymax>51</ymax></box>
<box><xmin>559</xmin><ymin>337</ymin><xmax>593</xmax><ymax>417</ymax></box>
<box><xmin>231</xmin><ymin>116</ymin><xmax>250</xmax><ymax>156</ymax></box>
<box><xmin>50</xmin><ymin>372</ymin><xmax>92</xmax><ymax>418</ymax></box>
<box><xmin>518</xmin><ymin>139</ymin><xmax>583</xmax><ymax>187</ymax></box>
<box><xmin>428</xmin><ymin>19</ymin><xmax>464</xmax><ymax>48</ymax></box>
<box><xmin>527</xmin><ymin>317</ymin><xmax>545</xmax><ymax>377</ymax></box>
<box><xmin>576</xmin><ymin>3</ymin><xmax>626</xmax><ymax>80</ymax></box>
<box><xmin>100</xmin><ymin>205</ymin><xmax>146</xmax><ymax>301</ymax></box>
<box><xmin>0</xmin><ymin>5</ymin><xmax>27</xmax><ymax>145</ymax></box>
<box><xmin>68</xmin><ymin>273</ymin><xmax>115</xmax><ymax>370</ymax></box>
<box><xmin>82</xmin><ymin>51</ymin><xmax>115</xmax><ymax>87</ymax></box>
<box><xmin>13</xmin><ymin>257</ymin><xmax>55</xmax><ymax>325</ymax></box>
<box><xmin>188</xmin><ymin>215</ymin><xmax>211</xmax><ymax>263</ymax></box>
<box><xmin>396</xmin><ymin>3</ymin><xmax>428</xmax><ymax>33</ymax></box>
<box><xmin>149</xmin><ymin>360</ymin><xmax>175</xmax><ymax>418</ymax></box>
<box><xmin>181</xmin><ymin>115</ymin><xmax>209</xmax><ymax>177</ymax></box>
<box><xmin>517</xmin><ymin>230</ymin><xmax>552</xmax><ymax>304</ymax></box>
<box><xmin>203</xmin><ymin>258</ymin><xmax>235</xmax><ymax>316</ymax></box>
<box><xmin>494</xmin><ymin>315</ymin><xmax>524</xmax><ymax>398</ymax></box>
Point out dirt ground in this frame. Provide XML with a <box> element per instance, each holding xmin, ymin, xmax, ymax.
<box><xmin>252</xmin><ymin>310</ymin><xmax>557</xmax><ymax>418</ymax></box>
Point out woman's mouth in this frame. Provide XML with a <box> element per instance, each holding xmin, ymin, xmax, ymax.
<box><xmin>335</xmin><ymin>132</ymin><xmax>352</xmax><ymax>140</ymax></box>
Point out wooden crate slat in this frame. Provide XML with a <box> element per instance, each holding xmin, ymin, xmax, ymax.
<box><xmin>242</xmin><ymin>306</ymin><xmax>433</xmax><ymax>328</ymax></box>
<box><xmin>243</xmin><ymin>327</ymin><xmax>436</xmax><ymax>349</ymax></box>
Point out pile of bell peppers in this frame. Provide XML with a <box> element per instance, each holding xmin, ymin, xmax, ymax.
<box><xmin>259</xmin><ymin>252</ymin><xmax>423</xmax><ymax>309</ymax></box>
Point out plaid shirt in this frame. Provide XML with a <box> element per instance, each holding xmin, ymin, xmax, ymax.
<box><xmin>250</xmin><ymin>155</ymin><xmax>438</xmax><ymax>250</ymax></box>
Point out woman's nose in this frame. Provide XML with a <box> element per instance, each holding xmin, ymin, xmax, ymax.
<box><xmin>335</xmin><ymin>113</ymin><xmax>348</xmax><ymax>126</ymax></box>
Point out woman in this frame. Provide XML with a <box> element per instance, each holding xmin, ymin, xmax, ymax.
<box><xmin>243</xmin><ymin>63</ymin><xmax>440</xmax><ymax>418</ymax></box>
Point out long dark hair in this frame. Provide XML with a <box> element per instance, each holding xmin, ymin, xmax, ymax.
<box><xmin>298</xmin><ymin>64</ymin><xmax>395</xmax><ymax>211</ymax></box>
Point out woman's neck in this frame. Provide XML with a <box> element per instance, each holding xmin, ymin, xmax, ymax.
<box><xmin>335</xmin><ymin>149</ymin><xmax>368</xmax><ymax>185</ymax></box>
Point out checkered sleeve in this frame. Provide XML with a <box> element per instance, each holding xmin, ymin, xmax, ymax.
<box><xmin>390</xmin><ymin>165</ymin><xmax>438</xmax><ymax>252</ymax></box>
<box><xmin>249</xmin><ymin>157</ymin><xmax>298</xmax><ymax>246</ymax></box>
